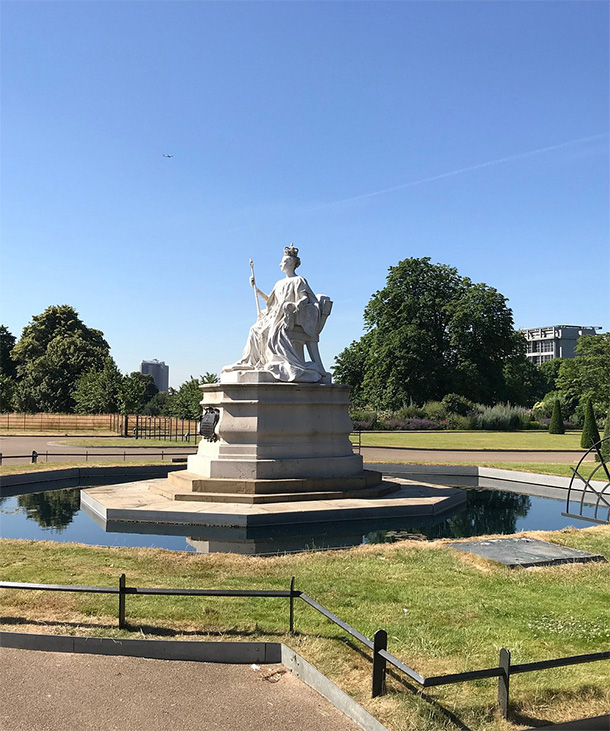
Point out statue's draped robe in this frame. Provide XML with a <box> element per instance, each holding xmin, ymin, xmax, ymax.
<box><xmin>232</xmin><ymin>275</ymin><xmax>326</xmax><ymax>382</ymax></box>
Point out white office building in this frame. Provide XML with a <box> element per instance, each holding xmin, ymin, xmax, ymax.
<box><xmin>520</xmin><ymin>325</ymin><xmax>600</xmax><ymax>365</ymax></box>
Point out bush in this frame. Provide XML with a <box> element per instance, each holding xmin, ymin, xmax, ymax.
<box><xmin>422</xmin><ymin>401</ymin><xmax>447</xmax><ymax>422</ymax></box>
<box><xmin>474</xmin><ymin>403</ymin><xmax>528</xmax><ymax>431</ymax></box>
<box><xmin>581</xmin><ymin>398</ymin><xmax>601</xmax><ymax>449</ymax></box>
<box><xmin>441</xmin><ymin>393</ymin><xmax>475</xmax><ymax>416</ymax></box>
<box><xmin>443</xmin><ymin>413</ymin><xmax>474</xmax><ymax>430</ymax></box>
<box><xmin>548</xmin><ymin>399</ymin><xmax>565</xmax><ymax>434</ymax></box>
<box><xmin>403</xmin><ymin>418</ymin><xmax>440</xmax><ymax>431</ymax></box>
<box><xmin>350</xmin><ymin>409</ymin><xmax>378</xmax><ymax>430</ymax></box>
<box><xmin>377</xmin><ymin>415</ymin><xmax>408</xmax><ymax>430</ymax></box>
<box><xmin>396</xmin><ymin>404</ymin><xmax>425</xmax><ymax>420</ymax></box>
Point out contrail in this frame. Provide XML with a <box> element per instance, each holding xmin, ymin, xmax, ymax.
<box><xmin>329</xmin><ymin>133</ymin><xmax>608</xmax><ymax>206</ymax></box>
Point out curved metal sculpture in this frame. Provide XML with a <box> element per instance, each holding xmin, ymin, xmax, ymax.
<box><xmin>564</xmin><ymin>436</ymin><xmax>610</xmax><ymax>525</ymax></box>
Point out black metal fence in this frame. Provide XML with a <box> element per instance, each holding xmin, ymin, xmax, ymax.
<box><xmin>109</xmin><ymin>414</ymin><xmax>200</xmax><ymax>441</ymax></box>
<box><xmin>0</xmin><ymin>450</ymin><xmax>193</xmax><ymax>466</ymax></box>
<box><xmin>2</xmin><ymin>576</ymin><xmax>607</xmax><ymax>721</ymax></box>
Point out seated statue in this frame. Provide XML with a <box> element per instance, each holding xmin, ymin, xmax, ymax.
<box><xmin>222</xmin><ymin>245</ymin><xmax>332</xmax><ymax>383</ymax></box>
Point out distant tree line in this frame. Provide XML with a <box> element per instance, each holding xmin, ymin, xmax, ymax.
<box><xmin>333</xmin><ymin>257</ymin><xmax>609</xmax><ymax>430</ymax></box>
<box><xmin>0</xmin><ymin>305</ymin><xmax>218</xmax><ymax>420</ymax></box>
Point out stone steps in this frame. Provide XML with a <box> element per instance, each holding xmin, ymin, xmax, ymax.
<box><xmin>149</xmin><ymin>480</ymin><xmax>399</xmax><ymax>504</ymax></box>
<box><xmin>166</xmin><ymin>469</ymin><xmax>382</xmax><ymax>495</ymax></box>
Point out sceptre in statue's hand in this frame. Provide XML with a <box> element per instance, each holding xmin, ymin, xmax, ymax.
<box><xmin>249</xmin><ymin>259</ymin><xmax>261</xmax><ymax>317</ymax></box>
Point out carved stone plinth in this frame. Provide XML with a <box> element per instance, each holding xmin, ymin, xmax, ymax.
<box><xmin>167</xmin><ymin>382</ymin><xmax>384</xmax><ymax>502</ymax></box>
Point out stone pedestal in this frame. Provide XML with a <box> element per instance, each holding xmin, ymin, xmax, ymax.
<box><xmin>167</xmin><ymin>382</ymin><xmax>385</xmax><ymax>502</ymax></box>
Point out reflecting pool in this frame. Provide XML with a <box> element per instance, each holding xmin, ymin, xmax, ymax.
<box><xmin>0</xmin><ymin>481</ymin><xmax>591</xmax><ymax>556</ymax></box>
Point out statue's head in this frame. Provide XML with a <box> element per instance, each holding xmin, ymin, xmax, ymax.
<box><xmin>282</xmin><ymin>243</ymin><xmax>301</xmax><ymax>269</ymax></box>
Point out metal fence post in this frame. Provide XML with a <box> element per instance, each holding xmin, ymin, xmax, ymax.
<box><xmin>498</xmin><ymin>648</ymin><xmax>511</xmax><ymax>719</ymax></box>
<box><xmin>289</xmin><ymin>576</ymin><xmax>296</xmax><ymax>635</ymax></box>
<box><xmin>118</xmin><ymin>573</ymin><xmax>126</xmax><ymax>629</ymax></box>
<box><xmin>0</xmin><ymin>453</ymin><xmax>2</xmax><ymax>466</ymax></box>
<box><xmin>372</xmin><ymin>629</ymin><xmax>388</xmax><ymax>697</ymax></box>
<box><xmin>31</xmin><ymin>451</ymin><xmax>38</xmax><ymax>464</ymax></box>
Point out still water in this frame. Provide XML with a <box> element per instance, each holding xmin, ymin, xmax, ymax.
<box><xmin>0</xmin><ymin>482</ymin><xmax>588</xmax><ymax>556</ymax></box>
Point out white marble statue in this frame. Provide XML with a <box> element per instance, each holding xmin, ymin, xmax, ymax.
<box><xmin>222</xmin><ymin>245</ymin><xmax>332</xmax><ymax>383</ymax></box>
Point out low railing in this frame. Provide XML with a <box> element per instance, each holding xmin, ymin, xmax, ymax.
<box><xmin>0</xmin><ymin>450</ymin><xmax>195</xmax><ymax>466</ymax></box>
<box><xmin>564</xmin><ymin>436</ymin><xmax>610</xmax><ymax>525</ymax></box>
<box><xmin>2</xmin><ymin>576</ymin><xmax>608</xmax><ymax>721</ymax></box>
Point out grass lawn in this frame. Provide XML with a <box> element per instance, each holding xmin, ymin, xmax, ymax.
<box><xmin>59</xmin><ymin>431</ymin><xmax>584</xmax><ymax>451</ymax></box>
<box><xmin>56</xmin><ymin>437</ymin><xmax>200</xmax><ymax>448</ymax></box>
<box><xmin>1</xmin><ymin>527</ymin><xmax>608</xmax><ymax>731</ymax></box>
<box><xmin>364</xmin><ymin>460</ymin><xmax>587</xmax><ymax>479</ymax></box>
<box><xmin>0</xmin><ymin>459</ymin><xmax>588</xmax><ymax>479</ymax></box>
<box><xmin>352</xmin><ymin>431</ymin><xmax>583</xmax><ymax>451</ymax></box>
<box><xmin>0</xmin><ymin>460</ymin><xmax>176</xmax><ymax>475</ymax></box>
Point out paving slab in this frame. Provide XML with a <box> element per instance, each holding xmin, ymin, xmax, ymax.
<box><xmin>0</xmin><ymin>647</ymin><xmax>363</xmax><ymax>731</ymax></box>
<box><xmin>448</xmin><ymin>537</ymin><xmax>607</xmax><ymax>567</ymax></box>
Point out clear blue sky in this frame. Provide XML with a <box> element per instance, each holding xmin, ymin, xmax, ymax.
<box><xmin>2</xmin><ymin>1</ymin><xmax>608</xmax><ymax>388</ymax></box>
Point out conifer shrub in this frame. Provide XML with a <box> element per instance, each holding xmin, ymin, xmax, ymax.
<box><xmin>548</xmin><ymin>399</ymin><xmax>565</xmax><ymax>434</ymax></box>
<box><xmin>601</xmin><ymin>412</ymin><xmax>610</xmax><ymax>462</ymax></box>
<box><xmin>581</xmin><ymin>398</ymin><xmax>601</xmax><ymax>449</ymax></box>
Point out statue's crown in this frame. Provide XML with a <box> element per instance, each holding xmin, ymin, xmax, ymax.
<box><xmin>284</xmin><ymin>243</ymin><xmax>299</xmax><ymax>258</ymax></box>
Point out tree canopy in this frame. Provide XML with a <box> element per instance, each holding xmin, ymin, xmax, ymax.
<box><xmin>557</xmin><ymin>333</ymin><xmax>610</xmax><ymax>416</ymax></box>
<box><xmin>12</xmin><ymin>305</ymin><xmax>111</xmax><ymax>412</ymax></box>
<box><xmin>333</xmin><ymin>258</ymin><xmax>523</xmax><ymax>409</ymax></box>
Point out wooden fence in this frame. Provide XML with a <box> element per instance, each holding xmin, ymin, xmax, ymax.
<box><xmin>0</xmin><ymin>413</ymin><xmax>117</xmax><ymax>432</ymax></box>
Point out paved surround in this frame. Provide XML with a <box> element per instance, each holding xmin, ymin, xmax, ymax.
<box><xmin>1</xmin><ymin>633</ymin><xmax>387</xmax><ymax>731</ymax></box>
<box><xmin>81</xmin><ymin>477</ymin><xmax>466</xmax><ymax>528</ymax></box>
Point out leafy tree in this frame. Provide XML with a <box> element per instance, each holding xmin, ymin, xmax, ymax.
<box><xmin>73</xmin><ymin>358</ymin><xmax>123</xmax><ymax>414</ymax></box>
<box><xmin>169</xmin><ymin>376</ymin><xmax>207</xmax><ymax>419</ymax></box>
<box><xmin>539</xmin><ymin>358</ymin><xmax>564</xmax><ymax>393</ymax></box>
<box><xmin>119</xmin><ymin>372</ymin><xmax>158</xmax><ymax>414</ymax></box>
<box><xmin>0</xmin><ymin>325</ymin><xmax>18</xmax><ymax>411</ymax></box>
<box><xmin>334</xmin><ymin>258</ymin><xmax>521</xmax><ymax>409</ymax></box>
<box><xmin>0</xmin><ymin>325</ymin><xmax>17</xmax><ymax>379</ymax></box>
<box><xmin>0</xmin><ymin>374</ymin><xmax>15</xmax><ymax>412</ymax></box>
<box><xmin>142</xmin><ymin>391</ymin><xmax>174</xmax><ymax>416</ymax></box>
<box><xmin>332</xmin><ymin>335</ymin><xmax>371</xmax><ymax>405</ymax></box>
<box><xmin>548</xmin><ymin>399</ymin><xmax>565</xmax><ymax>434</ymax></box>
<box><xmin>502</xmin><ymin>353</ymin><xmax>548</xmax><ymax>407</ymax></box>
<box><xmin>12</xmin><ymin>305</ymin><xmax>111</xmax><ymax>412</ymax></box>
<box><xmin>557</xmin><ymin>333</ymin><xmax>610</xmax><ymax>415</ymax></box>
<box><xmin>201</xmin><ymin>372</ymin><xmax>220</xmax><ymax>384</ymax></box>
<box><xmin>581</xmin><ymin>398</ymin><xmax>601</xmax><ymax>450</ymax></box>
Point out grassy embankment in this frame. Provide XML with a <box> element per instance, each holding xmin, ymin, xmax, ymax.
<box><xmin>1</xmin><ymin>527</ymin><xmax>608</xmax><ymax>731</ymax></box>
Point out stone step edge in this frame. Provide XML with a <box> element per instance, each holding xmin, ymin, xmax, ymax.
<box><xmin>166</xmin><ymin>469</ymin><xmax>383</xmax><ymax>494</ymax></box>
<box><xmin>167</xmin><ymin>483</ymin><xmax>400</xmax><ymax>504</ymax></box>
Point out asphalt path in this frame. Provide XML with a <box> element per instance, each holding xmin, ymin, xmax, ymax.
<box><xmin>0</xmin><ymin>435</ymin><xmax>586</xmax><ymax>467</ymax></box>
<box><xmin>0</xmin><ymin>648</ymin><xmax>361</xmax><ymax>731</ymax></box>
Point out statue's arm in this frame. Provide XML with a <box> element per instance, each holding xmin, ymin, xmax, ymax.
<box><xmin>249</xmin><ymin>276</ymin><xmax>269</xmax><ymax>304</ymax></box>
